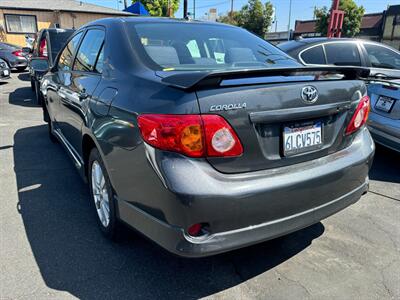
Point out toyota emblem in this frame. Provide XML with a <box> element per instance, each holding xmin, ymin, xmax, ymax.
<box><xmin>301</xmin><ymin>86</ymin><xmax>318</xmax><ymax>104</ymax></box>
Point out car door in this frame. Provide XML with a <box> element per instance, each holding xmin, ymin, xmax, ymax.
<box><xmin>46</xmin><ymin>31</ymin><xmax>84</xmax><ymax>131</ymax></box>
<box><xmin>59</xmin><ymin>27</ymin><xmax>105</xmax><ymax>152</ymax></box>
<box><xmin>361</xmin><ymin>42</ymin><xmax>400</xmax><ymax>79</ymax></box>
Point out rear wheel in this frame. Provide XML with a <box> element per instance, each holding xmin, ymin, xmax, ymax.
<box><xmin>30</xmin><ymin>78</ymin><xmax>35</xmax><ymax>91</ymax></box>
<box><xmin>34</xmin><ymin>81</ymin><xmax>43</xmax><ymax>105</ymax></box>
<box><xmin>48</xmin><ymin>119</ymin><xmax>57</xmax><ymax>143</ymax></box>
<box><xmin>88</xmin><ymin>148</ymin><xmax>119</xmax><ymax>239</ymax></box>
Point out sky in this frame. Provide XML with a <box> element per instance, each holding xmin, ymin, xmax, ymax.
<box><xmin>83</xmin><ymin>0</ymin><xmax>397</xmax><ymax>32</ymax></box>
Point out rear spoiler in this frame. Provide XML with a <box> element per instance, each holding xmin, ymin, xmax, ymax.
<box><xmin>158</xmin><ymin>66</ymin><xmax>370</xmax><ymax>90</ymax></box>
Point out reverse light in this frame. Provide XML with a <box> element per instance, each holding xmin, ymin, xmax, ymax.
<box><xmin>137</xmin><ymin>114</ymin><xmax>243</xmax><ymax>158</ymax></box>
<box><xmin>345</xmin><ymin>95</ymin><xmax>370</xmax><ymax>135</ymax></box>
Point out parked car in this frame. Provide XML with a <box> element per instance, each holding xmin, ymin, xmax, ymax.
<box><xmin>367</xmin><ymin>79</ymin><xmax>400</xmax><ymax>152</ymax></box>
<box><xmin>0</xmin><ymin>58</ymin><xmax>11</xmax><ymax>81</ymax></box>
<box><xmin>39</xmin><ymin>18</ymin><xmax>374</xmax><ymax>257</ymax></box>
<box><xmin>0</xmin><ymin>42</ymin><xmax>28</xmax><ymax>71</ymax></box>
<box><xmin>29</xmin><ymin>58</ymin><xmax>49</xmax><ymax>105</ymax></box>
<box><xmin>28</xmin><ymin>28</ymin><xmax>75</xmax><ymax>101</ymax></box>
<box><xmin>278</xmin><ymin>38</ymin><xmax>400</xmax><ymax>79</ymax></box>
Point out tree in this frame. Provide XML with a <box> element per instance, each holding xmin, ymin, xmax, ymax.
<box><xmin>137</xmin><ymin>0</ymin><xmax>180</xmax><ymax>17</ymax></box>
<box><xmin>315</xmin><ymin>0</ymin><xmax>365</xmax><ymax>37</ymax></box>
<box><xmin>218</xmin><ymin>0</ymin><xmax>274</xmax><ymax>37</ymax></box>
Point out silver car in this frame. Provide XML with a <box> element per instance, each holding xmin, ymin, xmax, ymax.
<box><xmin>368</xmin><ymin>79</ymin><xmax>400</xmax><ymax>152</ymax></box>
<box><xmin>0</xmin><ymin>42</ymin><xmax>28</xmax><ymax>71</ymax></box>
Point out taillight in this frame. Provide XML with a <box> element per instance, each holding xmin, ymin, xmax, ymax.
<box><xmin>137</xmin><ymin>114</ymin><xmax>243</xmax><ymax>158</ymax></box>
<box><xmin>12</xmin><ymin>50</ymin><xmax>23</xmax><ymax>57</ymax></box>
<box><xmin>39</xmin><ymin>39</ymin><xmax>48</xmax><ymax>57</ymax></box>
<box><xmin>345</xmin><ymin>95</ymin><xmax>370</xmax><ymax>135</ymax></box>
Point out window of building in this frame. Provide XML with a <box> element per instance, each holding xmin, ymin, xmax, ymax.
<box><xmin>4</xmin><ymin>14</ymin><xmax>37</xmax><ymax>34</ymax></box>
<box><xmin>73</xmin><ymin>29</ymin><xmax>105</xmax><ymax>72</ymax></box>
<box><xmin>324</xmin><ymin>43</ymin><xmax>361</xmax><ymax>66</ymax></box>
<box><xmin>300</xmin><ymin>45</ymin><xmax>326</xmax><ymax>64</ymax></box>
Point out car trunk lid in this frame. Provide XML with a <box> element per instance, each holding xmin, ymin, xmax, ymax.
<box><xmin>159</xmin><ymin>67</ymin><xmax>368</xmax><ymax>173</ymax></box>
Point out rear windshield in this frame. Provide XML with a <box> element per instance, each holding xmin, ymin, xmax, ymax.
<box><xmin>129</xmin><ymin>22</ymin><xmax>300</xmax><ymax>71</ymax></box>
<box><xmin>0</xmin><ymin>42</ymin><xmax>20</xmax><ymax>50</ymax></box>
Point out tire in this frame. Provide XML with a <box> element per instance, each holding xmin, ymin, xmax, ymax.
<box><xmin>34</xmin><ymin>81</ymin><xmax>43</xmax><ymax>105</ymax></box>
<box><xmin>31</xmin><ymin>78</ymin><xmax>35</xmax><ymax>91</ymax></box>
<box><xmin>16</xmin><ymin>66</ymin><xmax>26</xmax><ymax>71</ymax></box>
<box><xmin>48</xmin><ymin>119</ymin><xmax>58</xmax><ymax>143</ymax></box>
<box><xmin>88</xmin><ymin>148</ymin><xmax>119</xmax><ymax>239</ymax></box>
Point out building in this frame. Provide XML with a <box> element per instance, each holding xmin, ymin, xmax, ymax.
<box><xmin>294</xmin><ymin>13</ymin><xmax>383</xmax><ymax>40</ymax></box>
<box><xmin>382</xmin><ymin>5</ymin><xmax>400</xmax><ymax>50</ymax></box>
<box><xmin>293</xmin><ymin>5</ymin><xmax>400</xmax><ymax>50</ymax></box>
<box><xmin>265</xmin><ymin>31</ymin><xmax>293</xmax><ymax>45</ymax></box>
<box><xmin>0</xmin><ymin>0</ymin><xmax>133</xmax><ymax>47</ymax></box>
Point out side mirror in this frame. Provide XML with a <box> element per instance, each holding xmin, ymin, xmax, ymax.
<box><xmin>30</xmin><ymin>58</ymin><xmax>49</xmax><ymax>72</ymax></box>
<box><xmin>22</xmin><ymin>47</ymin><xmax>32</xmax><ymax>54</ymax></box>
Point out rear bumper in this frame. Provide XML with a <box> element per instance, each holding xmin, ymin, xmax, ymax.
<box><xmin>8</xmin><ymin>57</ymin><xmax>28</xmax><ymax>68</ymax></box>
<box><xmin>116</xmin><ymin>127</ymin><xmax>375</xmax><ymax>257</ymax></box>
<box><xmin>368</xmin><ymin>112</ymin><xmax>400</xmax><ymax>153</ymax></box>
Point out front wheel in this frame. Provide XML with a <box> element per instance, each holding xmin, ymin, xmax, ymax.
<box><xmin>88</xmin><ymin>148</ymin><xmax>119</xmax><ymax>239</ymax></box>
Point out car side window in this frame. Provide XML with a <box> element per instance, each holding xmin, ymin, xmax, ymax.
<box><xmin>73</xmin><ymin>29</ymin><xmax>105</xmax><ymax>72</ymax></box>
<box><xmin>300</xmin><ymin>45</ymin><xmax>326</xmax><ymax>64</ymax></box>
<box><xmin>57</xmin><ymin>32</ymin><xmax>83</xmax><ymax>71</ymax></box>
<box><xmin>324</xmin><ymin>43</ymin><xmax>361</xmax><ymax>66</ymax></box>
<box><xmin>364</xmin><ymin>44</ymin><xmax>400</xmax><ymax>70</ymax></box>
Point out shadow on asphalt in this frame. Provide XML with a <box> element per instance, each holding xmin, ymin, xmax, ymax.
<box><xmin>17</xmin><ymin>72</ymin><xmax>30</xmax><ymax>82</ymax></box>
<box><xmin>8</xmin><ymin>86</ymin><xmax>38</xmax><ymax>108</ymax></box>
<box><xmin>13</xmin><ymin>124</ymin><xmax>324</xmax><ymax>299</ymax></box>
<box><xmin>369</xmin><ymin>144</ymin><xmax>400</xmax><ymax>184</ymax></box>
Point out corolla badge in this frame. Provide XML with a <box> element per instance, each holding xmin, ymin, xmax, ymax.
<box><xmin>210</xmin><ymin>102</ymin><xmax>247</xmax><ymax>112</ymax></box>
<box><xmin>301</xmin><ymin>86</ymin><xmax>318</xmax><ymax>103</ymax></box>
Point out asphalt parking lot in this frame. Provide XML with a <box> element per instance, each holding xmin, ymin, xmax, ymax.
<box><xmin>0</xmin><ymin>72</ymin><xmax>399</xmax><ymax>300</ymax></box>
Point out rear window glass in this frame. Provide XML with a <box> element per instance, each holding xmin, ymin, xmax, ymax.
<box><xmin>325</xmin><ymin>43</ymin><xmax>361</xmax><ymax>66</ymax></box>
<box><xmin>129</xmin><ymin>23</ymin><xmax>299</xmax><ymax>71</ymax></box>
<box><xmin>300</xmin><ymin>45</ymin><xmax>326</xmax><ymax>64</ymax></box>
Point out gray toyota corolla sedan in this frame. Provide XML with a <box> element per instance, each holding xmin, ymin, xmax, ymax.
<box><xmin>39</xmin><ymin>18</ymin><xmax>375</xmax><ymax>257</ymax></box>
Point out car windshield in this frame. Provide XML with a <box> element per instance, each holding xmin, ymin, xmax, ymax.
<box><xmin>129</xmin><ymin>22</ymin><xmax>300</xmax><ymax>71</ymax></box>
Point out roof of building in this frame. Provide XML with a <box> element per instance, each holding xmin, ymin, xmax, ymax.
<box><xmin>0</xmin><ymin>0</ymin><xmax>133</xmax><ymax>16</ymax></box>
<box><xmin>361</xmin><ymin>13</ymin><xmax>383</xmax><ymax>29</ymax></box>
<box><xmin>295</xmin><ymin>13</ymin><xmax>383</xmax><ymax>34</ymax></box>
<box><xmin>386</xmin><ymin>4</ymin><xmax>400</xmax><ymax>15</ymax></box>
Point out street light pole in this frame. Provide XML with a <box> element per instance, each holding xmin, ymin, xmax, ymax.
<box><xmin>183</xmin><ymin>0</ymin><xmax>188</xmax><ymax>19</ymax></box>
<box><xmin>193</xmin><ymin>0</ymin><xmax>196</xmax><ymax>19</ymax></box>
<box><xmin>287</xmin><ymin>0</ymin><xmax>292</xmax><ymax>40</ymax></box>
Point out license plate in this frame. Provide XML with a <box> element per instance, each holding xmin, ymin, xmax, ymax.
<box><xmin>3</xmin><ymin>70</ymin><xmax>9</xmax><ymax>76</ymax></box>
<box><xmin>283</xmin><ymin>122</ymin><xmax>322</xmax><ymax>156</ymax></box>
<box><xmin>375</xmin><ymin>96</ymin><xmax>395</xmax><ymax>112</ymax></box>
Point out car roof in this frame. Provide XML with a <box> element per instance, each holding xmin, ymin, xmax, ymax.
<box><xmin>83</xmin><ymin>16</ymin><xmax>235</xmax><ymax>29</ymax></box>
<box><xmin>278</xmin><ymin>37</ymin><xmax>377</xmax><ymax>51</ymax></box>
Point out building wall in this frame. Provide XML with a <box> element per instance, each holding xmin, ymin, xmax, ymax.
<box><xmin>382</xmin><ymin>15</ymin><xmax>400</xmax><ymax>50</ymax></box>
<box><xmin>58</xmin><ymin>12</ymin><xmax>114</xmax><ymax>29</ymax></box>
<box><xmin>0</xmin><ymin>9</ymin><xmax>124</xmax><ymax>47</ymax></box>
<box><xmin>0</xmin><ymin>9</ymin><xmax>57</xmax><ymax>46</ymax></box>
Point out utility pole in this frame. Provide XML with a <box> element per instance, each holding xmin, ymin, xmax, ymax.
<box><xmin>287</xmin><ymin>0</ymin><xmax>292</xmax><ymax>40</ymax></box>
<box><xmin>183</xmin><ymin>0</ymin><xmax>188</xmax><ymax>19</ymax></box>
<box><xmin>230</xmin><ymin>0</ymin><xmax>234</xmax><ymax>20</ymax></box>
<box><xmin>123</xmin><ymin>0</ymin><xmax>127</xmax><ymax>10</ymax></box>
<box><xmin>193</xmin><ymin>0</ymin><xmax>196</xmax><ymax>19</ymax></box>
